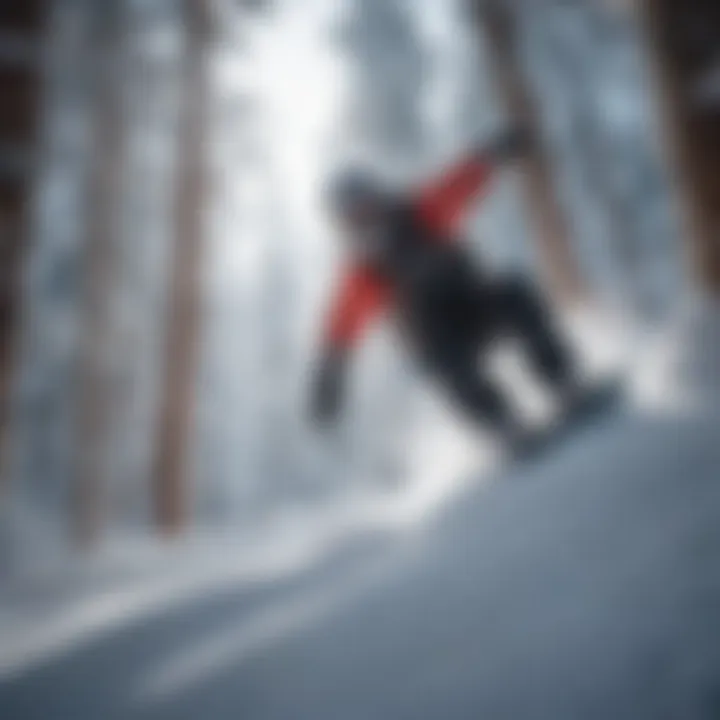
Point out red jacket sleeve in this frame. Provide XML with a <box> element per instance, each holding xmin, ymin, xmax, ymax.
<box><xmin>414</xmin><ymin>156</ymin><xmax>494</xmax><ymax>238</ymax></box>
<box><xmin>324</xmin><ymin>264</ymin><xmax>390</xmax><ymax>352</ymax></box>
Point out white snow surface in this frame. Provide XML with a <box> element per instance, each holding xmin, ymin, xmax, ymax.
<box><xmin>0</xmin><ymin>299</ymin><xmax>719</xmax><ymax>719</ymax></box>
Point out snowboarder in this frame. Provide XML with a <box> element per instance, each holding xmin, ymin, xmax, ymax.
<box><xmin>311</xmin><ymin>128</ymin><xmax>582</xmax><ymax>457</ymax></box>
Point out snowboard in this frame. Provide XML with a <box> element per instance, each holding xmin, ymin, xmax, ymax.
<box><xmin>516</xmin><ymin>379</ymin><xmax>626</xmax><ymax>463</ymax></box>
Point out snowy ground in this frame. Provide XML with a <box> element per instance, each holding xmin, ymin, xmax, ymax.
<box><xmin>1</xmin><ymin>299</ymin><xmax>719</xmax><ymax>719</ymax></box>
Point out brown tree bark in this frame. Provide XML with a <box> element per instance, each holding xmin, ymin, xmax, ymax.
<box><xmin>0</xmin><ymin>0</ymin><xmax>46</xmax><ymax>493</ymax></box>
<box><xmin>473</xmin><ymin>0</ymin><xmax>587</xmax><ymax>306</ymax></box>
<box><xmin>152</xmin><ymin>0</ymin><xmax>212</xmax><ymax>534</ymax></box>
<box><xmin>636</xmin><ymin>0</ymin><xmax>720</xmax><ymax>292</ymax></box>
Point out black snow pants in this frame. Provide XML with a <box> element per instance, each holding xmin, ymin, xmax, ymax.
<box><xmin>402</xmin><ymin>253</ymin><xmax>574</xmax><ymax>431</ymax></box>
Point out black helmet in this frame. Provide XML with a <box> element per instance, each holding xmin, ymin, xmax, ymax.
<box><xmin>327</xmin><ymin>168</ymin><xmax>385</xmax><ymax>217</ymax></box>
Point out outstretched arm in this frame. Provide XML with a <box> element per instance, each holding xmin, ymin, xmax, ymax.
<box><xmin>415</xmin><ymin>126</ymin><xmax>533</xmax><ymax>237</ymax></box>
<box><xmin>311</xmin><ymin>266</ymin><xmax>389</xmax><ymax>425</ymax></box>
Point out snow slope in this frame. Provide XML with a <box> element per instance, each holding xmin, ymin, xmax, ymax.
<box><xmin>1</xmin><ymin>301</ymin><xmax>720</xmax><ymax>719</ymax></box>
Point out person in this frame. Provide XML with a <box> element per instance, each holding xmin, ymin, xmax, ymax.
<box><xmin>311</xmin><ymin>128</ymin><xmax>580</xmax><ymax>457</ymax></box>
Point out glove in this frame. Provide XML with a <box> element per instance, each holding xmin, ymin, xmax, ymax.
<box><xmin>310</xmin><ymin>350</ymin><xmax>346</xmax><ymax>427</ymax></box>
<box><xmin>483</xmin><ymin>125</ymin><xmax>535</xmax><ymax>164</ymax></box>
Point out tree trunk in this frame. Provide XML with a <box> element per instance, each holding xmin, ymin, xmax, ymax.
<box><xmin>75</xmin><ymin>1</ymin><xmax>126</xmax><ymax>546</ymax></box>
<box><xmin>636</xmin><ymin>0</ymin><xmax>720</xmax><ymax>292</ymax></box>
<box><xmin>473</xmin><ymin>0</ymin><xmax>586</xmax><ymax>306</ymax></box>
<box><xmin>152</xmin><ymin>0</ymin><xmax>211</xmax><ymax>534</ymax></box>
<box><xmin>0</xmin><ymin>0</ymin><xmax>46</xmax><ymax>492</ymax></box>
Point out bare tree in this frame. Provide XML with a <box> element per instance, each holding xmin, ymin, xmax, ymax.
<box><xmin>636</xmin><ymin>0</ymin><xmax>720</xmax><ymax>292</ymax></box>
<box><xmin>153</xmin><ymin>0</ymin><xmax>213</xmax><ymax>534</ymax></box>
<box><xmin>472</xmin><ymin>0</ymin><xmax>587</xmax><ymax>306</ymax></box>
<box><xmin>541</xmin><ymin>7</ymin><xmax>644</xmax><ymax>315</ymax></box>
<box><xmin>74</xmin><ymin>0</ymin><xmax>127</xmax><ymax>545</ymax></box>
<box><xmin>0</xmin><ymin>0</ymin><xmax>46</xmax><ymax>489</ymax></box>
